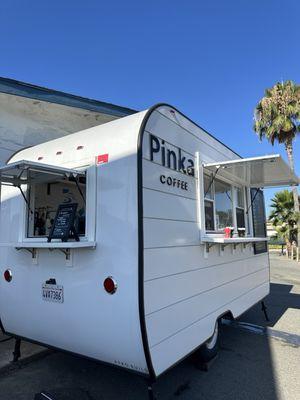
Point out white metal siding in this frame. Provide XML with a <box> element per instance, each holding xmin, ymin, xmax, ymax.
<box><xmin>142</xmin><ymin>106</ymin><xmax>269</xmax><ymax>376</ymax></box>
<box><xmin>143</xmin><ymin>188</ymin><xmax>197</xmax><ymax>222</ymax></box>
<box><xmin>142</xmin><ymin>159</ymin><xmax>197</xmax><ymax>200</ymax></box>
<box><xmin>150</xmin><ymin>282</ymin><xmax>268</xmax><ymax>375</ymax></box>
<box><xmin>0</xmin><ymin>111</ymin><xmax>148</xmax><ymax>374</ymax></box>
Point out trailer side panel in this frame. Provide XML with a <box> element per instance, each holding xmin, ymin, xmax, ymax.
<box><xmin>140</xmin><ymin>105</ymin><xmax>269</xmax><ymax>376</ymax></box>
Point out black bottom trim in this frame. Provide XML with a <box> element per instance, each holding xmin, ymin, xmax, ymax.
<box><xmin>3</xmin><ymin>330</ymin><xmax>149</xmax><ymax>378</ymax></box>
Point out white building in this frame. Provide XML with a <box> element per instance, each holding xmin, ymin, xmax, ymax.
<box><xmin>0</xmin><ymin>77</ymin><xmax>135</xmax><ymax>165</ymax></box>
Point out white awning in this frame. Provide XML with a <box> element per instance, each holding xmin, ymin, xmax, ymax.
<box><xmin>203</xmin><ymin>155</ymin><xmax>299</xmax><ymax>188</ymax></box>
<box><xmin>0</xmin><ymin>160</ymin><xmax>85</xmax><ymax>186</ymax></box>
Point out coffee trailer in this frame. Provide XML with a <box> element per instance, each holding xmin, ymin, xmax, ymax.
<box><xmin>0</xmin><ymin>104</ymin><xmax>298</xmax><ymax>386</ymax></box>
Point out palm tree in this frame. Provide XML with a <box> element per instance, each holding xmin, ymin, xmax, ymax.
<box><xmin>254</xmin><ymin>80</ymin><xmax>300</xmax><ymax>245</ymax></box>
<box><xmin>269</xmin><ymin>190</ymin><xmax>298</xmax><ymax>247</ymax></box>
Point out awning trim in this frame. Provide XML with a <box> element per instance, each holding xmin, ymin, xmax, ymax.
<box><xmin>203</xmin><ymin>154</ymin><xmax>299</xmax><ymax>188</ymax></box>
<box><xmin>0</xmin><ymin>160</ymin><xmax>85</xmax><ymax>186</ymax></box>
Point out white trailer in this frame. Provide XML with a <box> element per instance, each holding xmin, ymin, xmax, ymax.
<box><xmin>0</xmin><ymin>104</ymin><xmax>298</xmax><ymax>387</ymax></box>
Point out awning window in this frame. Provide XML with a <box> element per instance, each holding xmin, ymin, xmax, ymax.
<box><xmin>0</xmin><ymin>160</ymin><xmax>85</xmax><ymax>187</ymax></box>
<box><xmin>203</xmin><ymin>154</ymin><xmax>299</xmax><ymax>188</ymax></box>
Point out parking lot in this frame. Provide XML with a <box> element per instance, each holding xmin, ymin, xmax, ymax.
<box><xmin>0</xmin><ymin>253</ymin><xmax>300</xmax><ymax>400</ymax></box>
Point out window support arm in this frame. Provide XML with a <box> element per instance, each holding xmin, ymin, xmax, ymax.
<box><xmin>246</xmin><ymin>187</ymin><xmax>260</xmax><ymax>215</ymax></box>
<box><xmin>17</xmin><ymin>185</ymin><xmax>33</xmax><ymax>214</ymax></box>
<box><xmin>204</xmin><ymin>166</ymin><xmax>220</xmax><ymax>198</ymax></box>
<box><xmin>74</xmin><ymin>175</ymin><xmax>86</xmax><ymax>205</ymax></box>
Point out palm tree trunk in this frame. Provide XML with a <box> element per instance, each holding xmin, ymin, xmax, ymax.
<box><xmin>285</xmin><ymin>139</ymin><xmax>300</xmax><ymax>246</ymax></box>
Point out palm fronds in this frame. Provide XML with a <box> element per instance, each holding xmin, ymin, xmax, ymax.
<box><xmin>269</xmin><ymin>190</ymin><xmax>299</xmax><ymax>244</ymax></box>
<box><xmin>254</xmin><ymin>81</ymin><xmax>300</xmax><ymax>146</ymax></box>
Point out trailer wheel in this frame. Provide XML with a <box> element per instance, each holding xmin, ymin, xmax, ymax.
<box><xmin>196</xmin><ymin>320</ymin><xmax>220</xmax><ymax>362</ymax></box>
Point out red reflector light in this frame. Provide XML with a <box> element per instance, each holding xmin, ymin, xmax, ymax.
<box><xmin>4</xmin><ymin>269</ymin><xmax>12</xmax><ymax>282</ymax></box>
<box><xmin>103</xmin><ymin>277</ymin><xmax>117</xmax><ymax>294</ymax></box>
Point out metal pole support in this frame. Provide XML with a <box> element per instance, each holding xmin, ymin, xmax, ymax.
<box><xmin>12</xmin><ymin>338</ymin><xmax>21</xmax><ymax>362</ymax></box>
<box><xmin>147</xmin><ymin>384</ymin><xmax>156</xmax><ymax>400</ymax></box>
<box><xmin>261</xmin><ymin>301</ymin><xmax>270</xmax><ymax>322</ymax></box>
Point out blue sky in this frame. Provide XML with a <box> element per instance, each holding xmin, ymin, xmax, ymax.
<box><xmin>0</xmin><ymin>0</ymin><xmax>299</xmax><ymax>214</ymax></box>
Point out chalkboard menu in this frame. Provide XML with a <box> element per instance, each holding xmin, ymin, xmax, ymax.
<box><xmin>251</xmin><ymin>189</ymin><xmax>267</xmax><ymax>254</ymax></box>
<box><xmin>48</xmin><ymin>203</ymin><xmax>79</xmax><ymax>242</ymax></box>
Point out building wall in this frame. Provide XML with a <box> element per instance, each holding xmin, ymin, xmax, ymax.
<box><xmin>0</xmin><ymin>92</ymin><xmax>121</xmax><ymax>165</ymax></box>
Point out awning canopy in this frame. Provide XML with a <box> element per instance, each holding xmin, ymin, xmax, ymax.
<box><xmin>203</xmin><ymin>154</ymin><xmax>299</xmax><ymax>188</ymax></box>
<box><xmin>0</xmin><ymin>160</ymin><xmax>85</xmax><ymax>186</ymax></box>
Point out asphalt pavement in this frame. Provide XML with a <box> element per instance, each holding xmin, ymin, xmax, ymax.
<box><xmin>0</xmin><ymin>252</ymin><xmax>299</xmax><ymax>400</ymax></box>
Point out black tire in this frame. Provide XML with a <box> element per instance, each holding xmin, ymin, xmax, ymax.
<box><xmin>194</xmin><ymin>320</ymin><xmax>220</xmax><ymax>363</ymax></box>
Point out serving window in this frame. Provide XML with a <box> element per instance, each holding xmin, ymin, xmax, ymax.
<box><xmin>201</xmin><ymin>154</ymin><xmax>298</xmax><ymax>245</ymax></box>
<box><xmin>203</xmin><ymin>173</ymin><xmax>247</xmax><ymax>234</ymax></box>
<box><xmin>0</xmin><ymin>160</ymin><xmax>97</xmax><ymax>247</ymax></box>
<box><xmin>204</xmin><ymin>174</ymin><xmax>215</xmax><ymax>231</ymax></box>
<box><xmin>234</xmin><ymin>187</ymin><xmax>246</xmax><ymax>229</ymax></box>
<box><xmin>27</xmin><ymin>176</ymin><xmax>86</xmax><ymax>238</ymax></box>
<box><xmin>215</xmin><ymin>179</ymin><xmax>233</xmax><ymax>230</ymax></box>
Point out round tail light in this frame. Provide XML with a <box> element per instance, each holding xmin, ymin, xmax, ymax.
<box><xmin>103</xmin><ymin>277</ymin><xmax>117</xmax><ymax>294</ymax></box>
<box><xmin>4</xmin><ymin>269</ymin><xmax>12</xmax><ymax>282</ymax></box>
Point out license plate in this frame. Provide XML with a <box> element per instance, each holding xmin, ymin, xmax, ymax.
<box><xmin>42</xmin><ymin>284</ymin><xmax>64</xmax><ymax>303</ymax></box>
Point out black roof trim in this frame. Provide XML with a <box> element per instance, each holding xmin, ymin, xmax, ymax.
<box><xmin>0</xmin><ymin>76</ymin><xmax>137</xmax><ymax>117</ymax></box>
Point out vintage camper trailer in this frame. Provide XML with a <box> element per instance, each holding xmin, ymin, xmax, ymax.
<box><xmin>0</xmin><ymin>104</ymin><xmax>298</xmax><ymax>390</ymax></box>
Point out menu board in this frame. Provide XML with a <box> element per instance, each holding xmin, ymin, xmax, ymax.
<box><xmin>48</xmin><ymin>203</ymin><xmax>79</xmax><ymax>242</ymax></box>
<box><xmin>251</xmin><ymin>189</ymin><xmax>267</xmax><ymax>254</ymax></box>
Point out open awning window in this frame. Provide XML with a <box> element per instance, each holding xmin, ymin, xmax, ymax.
<box><xmin>0</xmin><ymin>160</ymin><xmax>85</xmax><ymax>186</ymax></box>
<box><xmin>203</xmin><ymin>154</ymin><xmax>299</xmax><ymax>188</ymax></box>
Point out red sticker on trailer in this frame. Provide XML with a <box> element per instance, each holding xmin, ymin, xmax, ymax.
<box><xmin>96</xmin><ymin>154</ymin><xmax>109</xmax><ymax>165</ymax></box>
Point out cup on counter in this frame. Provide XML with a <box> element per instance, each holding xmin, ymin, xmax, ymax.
<box><xmin>224</xmin><ymin>227</ymin><xmax>234</xmax><ymax>238</ymax></box>
<box><xmin>237</xmin><ymin>228</ymin><xmax>246</xmax><ymax>237</ymax></box>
